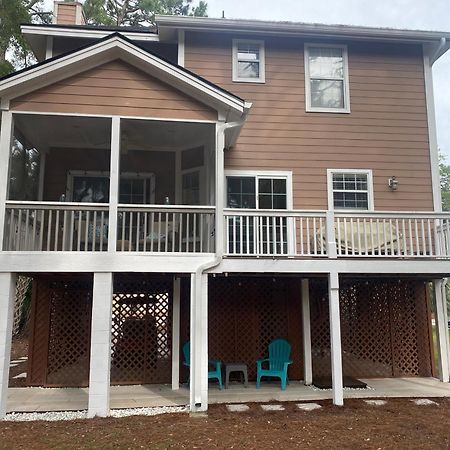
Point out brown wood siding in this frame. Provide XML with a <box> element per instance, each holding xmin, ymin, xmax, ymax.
<box><xmin>55</xmin><ymin>4</ymin><xmax>77</xmax><ymax>25</ymax></box>
<box><xmin>10</xmin><ymin>60</ymin><xmax>217</xmax><ymax>121</ymax></box>
<box><xmin>185</xmin><ymin>32</ymin><xmax>433</xmax><ymax>211</ymax></box>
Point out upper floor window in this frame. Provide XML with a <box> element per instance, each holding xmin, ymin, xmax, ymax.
<box><xmin>305</xmin><ymin>44</ymin><xmax>350</xmax><ymax>113</ymax></box>
<box><xmin>232</xmin><ymin>39</ymin><xmax>265</xmax><ymax>83</ymax></box>
<box><xmin>327</xmin><ymin>169</ymin><xmax>374</xmax><ymax>211</ymax></box>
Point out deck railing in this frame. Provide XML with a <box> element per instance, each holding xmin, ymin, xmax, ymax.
<box><xmin>224</xmin><ymin>209</ymin><xmax>450</xmax><ymax>259</ymax></box>
<box><xmin>3</xmin><ymin>201</ymin><xmax>109</xmax><ymax>252</ymax></box>
<box><xmin>117</xmin><ymin>205</ymin><xmax>215</xmax><ymax>253</ymax></box>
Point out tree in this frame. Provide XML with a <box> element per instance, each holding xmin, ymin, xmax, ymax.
<box><xmin>440</xmin><ymin>153</ymin><xmax>450</xmax><ymax>212</ymax></box>
<box><xmin>0</xmin><ymin>0</ymin><xmax>51</xmax><ymax>76</ymax></box>
<box><xmin>83</xmin><ymin>0</ymin><xmax>207</xmax><ymax>27</ymax></box>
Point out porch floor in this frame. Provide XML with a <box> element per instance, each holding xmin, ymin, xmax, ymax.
<box><xmin>7</xmin><ymin>378</ymin><xmax>450</xmax><ymax>413</ymax></box>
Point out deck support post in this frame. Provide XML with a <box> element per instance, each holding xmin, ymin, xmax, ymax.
<box><xmin>434</xmin><ymin>278</ymin><xmax>450</xmax><ymax>382</ymax></box>
<box><xmin>189</xmin><ymin>272</ymin><xmax>208</xmax><ymax>412</ymax></box>
<box><xmin>301</xmin><ymin>278</ymin><xmax>313</xmax><ymax>385</ymax></box>
<box><xmin>328</xmin><ymin>271</ymin><xmax>344</xmax><ymax>406</ymax></box>
<box><xmin>172</xmin><ymin>276</ymin><xmax>181</xmax><ymax>390</ymax></box>
<box><xmin>108</xmin><ymin>116</ymin><xmax>121</xmax><ymax>252</ymax></box>
<box><xmin>88</xmin><ymin>272</ymin><xmax>113</xmax><ymax>418</ymax></box>
<box><xmin>0</xmin><ymin>273</ymin><xmax>16</xmax><ymax>419</ymax></box>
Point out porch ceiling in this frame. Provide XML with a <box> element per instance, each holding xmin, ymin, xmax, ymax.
<box><xmin>14</xmin><ymin>114</ymin><xmax>213</xmax><ymax>152</ymax></box>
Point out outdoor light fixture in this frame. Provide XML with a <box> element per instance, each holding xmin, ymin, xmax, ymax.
<box><xmin>388</xmin><ymin>176</ymin><xmax>399</xmax><ymax>191</ymax></box>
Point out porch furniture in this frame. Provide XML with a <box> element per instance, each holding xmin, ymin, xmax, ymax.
<box><xmin>224</xmin><ymin>362</ymin><xmax>248</xmax><ymax>389</ymax></box>
<box><xmin>256</xmin><ymin>338</ymin><xmax>292</xmax><ymax>391</ymax></box>
<box><xmin>182</xmin><ymin>341</ymin><xmax>223</xmax><ymax>389</ymax></box>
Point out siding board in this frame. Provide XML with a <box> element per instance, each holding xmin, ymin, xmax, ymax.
<box><xmin>11</xmin><ymin>60</ymin><xmax>217</xmax><ymax>121</ymax></box>
<box><xmin>185</xmin><ymin>32</ymin><xmax>432</xmax><ymax>211</ymax></box>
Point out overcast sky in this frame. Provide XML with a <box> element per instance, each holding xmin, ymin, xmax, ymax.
<box><xmin>43</xmin><ymin>0</ymin><xmax>450</xmax><ymax>159</ymax></box>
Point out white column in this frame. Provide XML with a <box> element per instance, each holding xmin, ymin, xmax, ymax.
<box><xmin>328</xmin><ymin>272</ymin><xmax>343</xmax><ymax>406</ymax></box>
<box><xmin>434</xmin><ymin>279</ymin><xmax>449</xmax><ymax>382</ymax></box>
<box><xmin>108</xmin><ymin>117</ymin><xmax>121</xmax><ymax>252</ymax></box>
<box><xmin>301</xmin><ymin>279</ymin><xmax>313</xmax><ymax>385</ymax></box>
<box><xmin>37</xmin><ymin>150</ymin><xmax>47</xmax><ymax>201</ymax></box>
<box><xmin>189</xmin><ymin>272</ymin><xmax>208</xmax><ymax>412</ymax></box>
<box><xmin>172</xmin><ymin>276</ymin><xmax>181</xmax><ymax>390</ymax></box>
<box><xmin>326</xmin><ymin>210</ymin><xmax>337</xmax><ymax>258</ymax></box>
<box><xmin>0</xmin><ymin>273</ymin><xmax>16</xmax><ymax>418</ymax></box>
<box><xmin>177</xmin><ymin>30</ymin><xmax>185</xmax><ymax>67</ymax></box>
<box><xmin>215</xmin><ymin>124</ymin><xmax>225</xmax><ymax>256</ymax></box>
<box><xmin>0</xmin><ymin>111</ymin><xmax>13</xmax><ymax>251</ymax></box>
<box><xmin>88</xmin><ymin>272</ymin><xmax>113</xmax><ymax>418</ymax></box>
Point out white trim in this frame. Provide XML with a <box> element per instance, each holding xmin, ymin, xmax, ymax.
<box><xmin>215</xmin><ymin>124</ymin><xmax>226</xmax><ymax>255</ymax></box>
<box><xmin>232</xmin><ymin>39</ymin><xmax>265</xmax><ymax>84</ymax></box>
<box><xmin>172</xmin><ymin>276</ymin><xmax>181</xmax><ymax>390</ymax></box>
<box><xmin>434</xmin><ymin>279</ymin><xmax>450</xmax><ymax>382</ymax></box>
<box><xmin>423</xmin><ymin>49</ymin><xmax>442</xmax><ymax>212</ymax></box>
<box><xmin>304</xmin><ymin>43</ymin><xmax>350</xmax><ymax>114</ymax></box>
<box><xmin>327</xmin><ymin>169</ymin><xmax>374</xmax><ymax>211</ymax></box>
<box><xmin>21</xmin><ymin>25</ymin><xmax>160</xmax><ymax>42</ymax></box>
<box><xmin>37</xmin><ymin>150</ymin><xmax>47</xmax><ymax>201</ymax></box>
<box><xmin>328</xmin><ymin>271</ymin><xmax>344</xmax><ymax>406</ymax></box>
<box><xmin>177</xmin><ymin>30</ymin><xmax>185</xmax><ymax>67</ymax></box>
<box><xmin>301</xmin><ymin>279</ymin><xmax>312</xmax><ymax>385</ymax></box>
<box><xmin>88</xmin><ymin>272</ymin><xmax>113</xmax><ymax>418</ymax></box>
<box><xmin>0</xmin><ymin>36</ymin><xmax>248</xmax><ymax>116</ymax></box>
<box><xmin>0</xmin><ymin>273</ymin><xmax>17</xmax><ymax>419</ymax></box>
<box><xmin>45</xmin><ymin>36</ymin><xmax>53</xmax><ymax>60</ymax></box>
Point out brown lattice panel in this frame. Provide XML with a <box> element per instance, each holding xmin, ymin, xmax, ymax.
<box><xmin>45</xmin><ymin>276</ymin><xmax>93</xmax><ymax>386</ymax></box>
<box><xmin>310</xmin><ymin>278</ymin><xmax>433</xmax><ymax>379</ymax></box>
<box><xmin>110</xmin><ymin>274</ymin><xmax>173</xmax><ymax>385</ymax></box>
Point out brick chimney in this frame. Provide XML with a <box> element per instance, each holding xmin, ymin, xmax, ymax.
<box><xmin>54</xmin><ymin>1</ymin><xmax>85</xmax><ymax>25</ymax></box>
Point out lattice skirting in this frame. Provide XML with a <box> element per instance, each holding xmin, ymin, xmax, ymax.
<box><xmin>27</xmin><ymin>274</ymin><xmax>434</xmax><ymax>387</ymax></box>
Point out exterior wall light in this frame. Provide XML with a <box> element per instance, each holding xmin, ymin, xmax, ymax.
<box><xmin>388</xmin><ymin>176</ymin><xmax>399</xmax><ymax>191</ymax></box>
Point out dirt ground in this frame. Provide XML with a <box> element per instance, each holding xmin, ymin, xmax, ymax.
<box><xmin>1</xmin><ymin>398</ymin><xmax>450</xmax><ymax>449</ymax></box>
<box><xmin>8</xmin><ymin>336</ymin><xmax>28</xmax><ymax>388</ymax></box>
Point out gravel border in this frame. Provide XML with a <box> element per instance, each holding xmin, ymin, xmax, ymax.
<box><xmin>2</xmin><ymin>406</ymin><xmax>188</xmax><ymax>422</ymax></box>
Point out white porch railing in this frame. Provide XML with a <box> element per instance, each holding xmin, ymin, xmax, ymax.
<box><xmin>117</xmin><ymin>205</ymin><xmax>215</xmax><ymax>253</ymax></box>
<box><xmin>224</xmin><ymin>209</ymin><xmax>450</xmax><ymax>259</ymax></box>
<box><xmin>3</xmin><ymin>201</ymin><xmax>109</xmax><ymax>251</ymax></box>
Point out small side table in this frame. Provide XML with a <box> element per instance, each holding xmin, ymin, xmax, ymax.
<box><xmin>224</xmin><ymin>362</ymin><xmax>248</xmax><ymax>389</ymax></box>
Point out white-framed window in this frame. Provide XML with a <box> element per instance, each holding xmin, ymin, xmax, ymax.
<box><xmin>304</xmin><ymin>44</ymin><xmax>350</xmax><ymax>113</ymax></box>
<box><xmin>327</xmin><ymin>169</ymin><xmax>374</xmax><ymax>211</ymax></box>
<box><xmin>225</xmin><ymin>170</ymin><xmax>293</xmax><ymax>254</ymax></box>
<box><xmin>232</xmin><ymin>39</ymin><xmax>265</xmax><ymax>83</ymax></box>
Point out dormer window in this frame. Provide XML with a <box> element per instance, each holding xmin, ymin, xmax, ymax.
<box><xmin>304</xmin><ymin>44</ymin><xmax>350</xmax><ymax>113</ymax></box>
<box><xmin>232</xmin><ymin>39</ymin><xmax>265</xmax><ymax>83</ymax></box>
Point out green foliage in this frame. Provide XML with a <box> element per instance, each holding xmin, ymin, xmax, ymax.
<box><xmin>0</xmin><ymin>0</ymin><xmax>51</xmax><ymax>76</ymax></box>
<box><xmin>440</xmin><ymin>153</ymin><xmax>450</xmax><ymax>211</ymax></box>
<box><xmin>83</xmin><ymin>0</ymin><xmax>208</xmax><ymax>27</ymax></box>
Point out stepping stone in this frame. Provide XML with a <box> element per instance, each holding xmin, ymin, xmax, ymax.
<box><xmin>13</xmin><ymin>372</ymin><xmax>27</xmax><ymax>379</ymax></box>
<box><xmin>10</xmin><ymin>360</ymin><xmax>21</xmax><ymax>365</ymax></box>
<box><xmin>9</xmin><ymin>363</ymin><xmax>18</xmax><ymax>368</ymax></box>
<box><xmin>364</xmin><ymin>400</ymin><xmax>387</xmax><ymax>406</ymax></box>
<box><xmin>412</xmin><ymin>399</ymin><xmax>438</xmax><ymax>406</ymax></box>
<box><xmin>18</xmin><ymin>357</ymin><xmax>28</xmax><ymax>360</ymax></box>
<box><xmin>226</xmin><ymin>404</ymin><xmax>249</xmax><ymax>412</ymax></box>
<box><xmin>296</xmin><ymin>403</ymin><xmax>322</xmax><ymax>411</ymax></box>
<box><xmin>261</xmin><ymin>404</ymin><xmax>285</xmax><ymax>411</ymax></box>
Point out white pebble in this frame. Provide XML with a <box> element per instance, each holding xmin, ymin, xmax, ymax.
<box><xmin>226</xmin><ymin>404</ymin><xmax>249</xmax><ymax>412</ymax></box>
<box><xmin>364</xmin><ymin>400</ymin><xmax>387</xmax><ymax>406</ymax></box>
<box><xmin>412</xmin><ymin>399</ymin><xmax>438</xmax><ymax>406</ymax></box>
<box><xmin>296</xmin><ymin>403</ymin><xmax>322</xmax><ymax>411</ymax></box>
<box><xmin>261</xmin><ymin>404</ymin><xmax>285</xmax><ymax>411</ymax></box>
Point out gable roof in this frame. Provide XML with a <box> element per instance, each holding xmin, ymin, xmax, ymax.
<box><xmin>0</xmin><ymin>33</ymin><xmax>251</xmax><ymax>121</ymax></box>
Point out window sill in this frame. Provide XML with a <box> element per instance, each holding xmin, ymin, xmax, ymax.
<box><xmin>306</xmin><ymin>107</ymin><xmax>351</xmax><ymax>114</ymax></box>
<box><xmin>232</xmin><ymin>77</ymin><xmax>266</xmax><ymax>84</ymax></box>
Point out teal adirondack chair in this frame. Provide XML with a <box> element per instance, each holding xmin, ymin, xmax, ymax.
<box><xmin>182</xmin><ymin>341</ymin><xmax>223</xmax><ymax>389</ymax></box>
<box><xmin>256</xmin><ymin>339</ymin><xmax>293</xmax><ymax>391</ymax></box>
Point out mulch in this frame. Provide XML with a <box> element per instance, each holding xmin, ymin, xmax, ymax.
<box><xmin>1</xmin><ymin>398</ymin><xmax>450</xmax><ymax>449</ymax></box>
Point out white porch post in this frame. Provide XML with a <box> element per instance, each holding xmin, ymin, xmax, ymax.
<box><xmin>328</xmin><ymin>271</ymin><xmax>344</xmax><ymax>406</ymax></box>
<box><xmin>0</xmin><ymin>273</ymin><xmax>16</xmax><ymax>418</ymax></box>
<box><xmin>0</xmin><ymin>111</ymin><xmax>13</xmax><ymax>251</ymax></box>
<box><xmin>189</xmin><ymin>272</ymin><xmax>208</xmax><ymax>412</ymax></box>
<box><xmin>88</xmin><ymin>272</ymin><xmax>113</xmax><ymax>418</ymax></box>
<box><xmin>172</xmin><ymin>276</ymin><xmax>181</xmax><ymax>390</ymax></box>
<box><xmin>215</xmin><ymin>123</ymin><xmax>225</xmax><ymax>256</ymax></box>
<box><xmin>301</xmin><ymin>279</ymin><xmax>313</xmax><ymax>385</ymax></box>
<box><xmin>108</xmin><ymin>116</ymin><xmax>121</xmax><ymax>252</ymax></box>
<box><xmin>434</xmin><ymin>278</ymin><xmax>450</xmax><ymax>382</ymax></box>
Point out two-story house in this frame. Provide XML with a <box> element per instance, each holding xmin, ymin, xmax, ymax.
<box><xmin>1</xmin><ymin>1</ymin><xmax>450</xmax><ymax>418</ymax></box>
